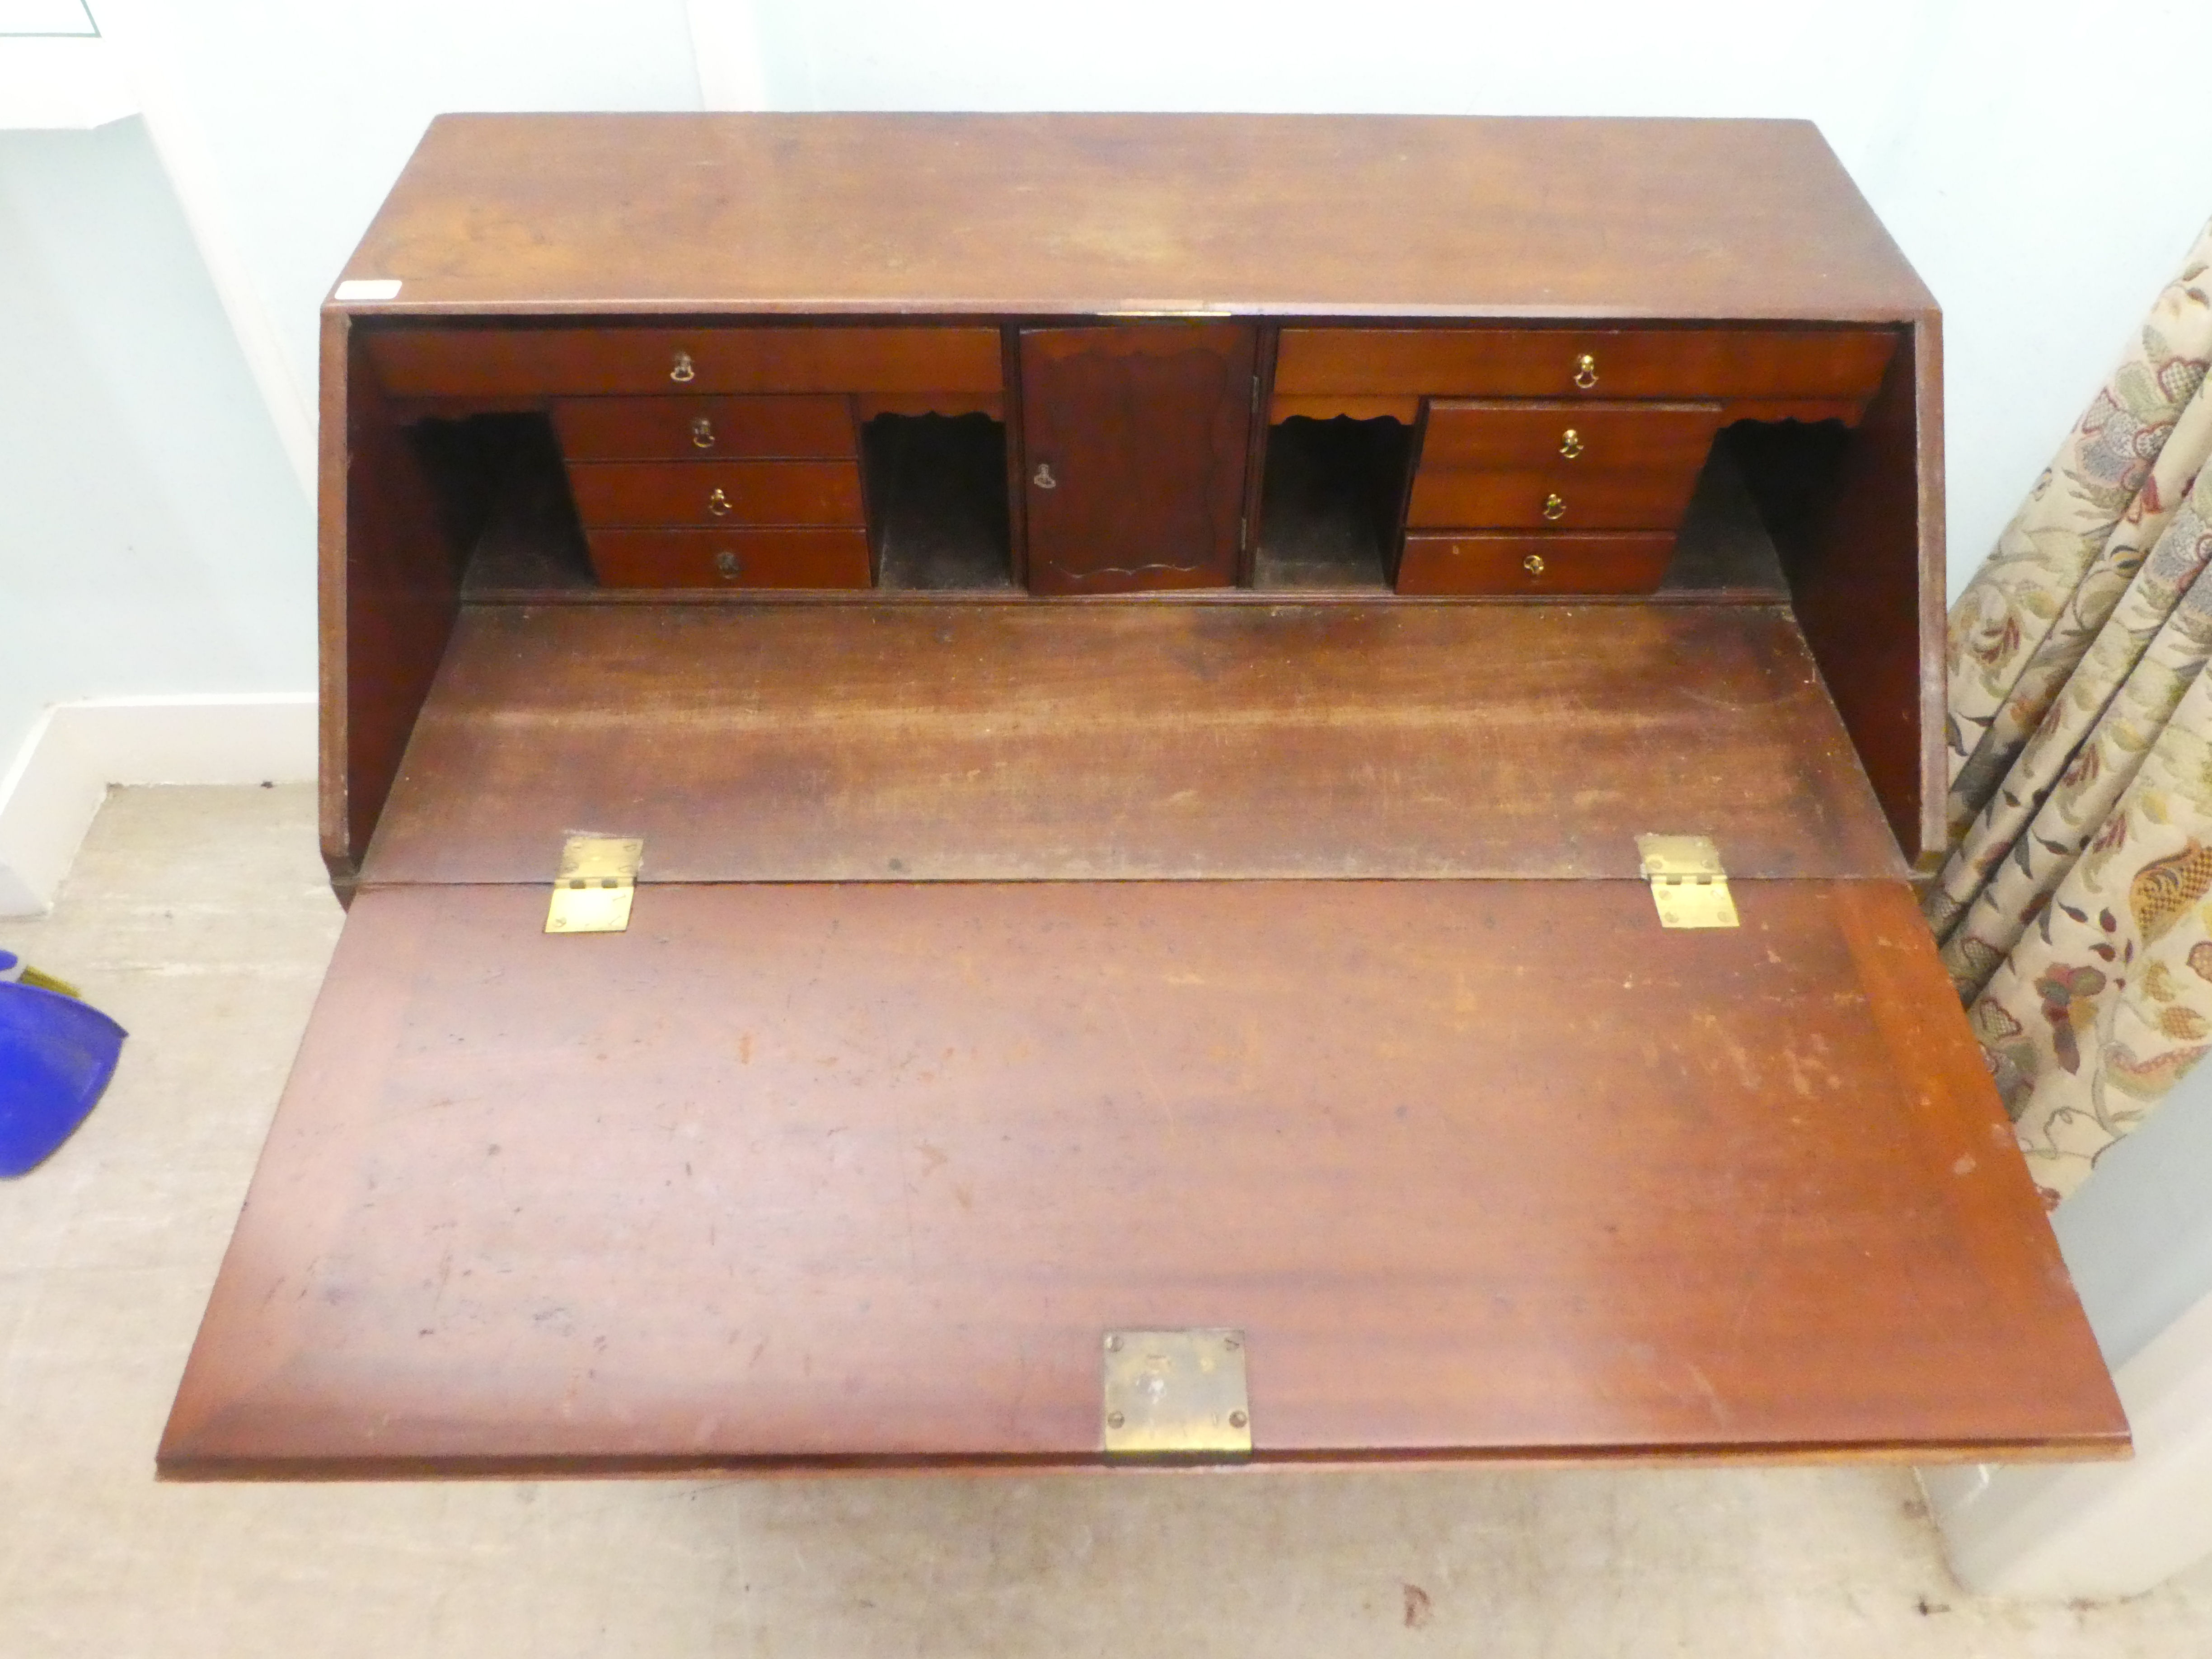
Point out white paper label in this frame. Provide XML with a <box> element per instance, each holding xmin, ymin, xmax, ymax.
<box><xmin>333</xmin><ymin>278</ymin><xmax>403</xmax><ymax>301</ymax></box>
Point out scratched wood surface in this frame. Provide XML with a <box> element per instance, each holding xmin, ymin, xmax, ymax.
<box><xmin>358</xmin><ymin>602</ymin><xmax>1906</xmax><ymax>887</ymax></box>
<box><xmin>333</xmin><ymin>115</ymin><xmax>1930</xmax><ymax>321</ymax></box>
<box><xmin>159</xmin><ymin>877</ymin><xmax>2124</xmax><ymax>1475</ymax></box>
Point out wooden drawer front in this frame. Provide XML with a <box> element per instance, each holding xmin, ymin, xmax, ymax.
<box><xmin>1275</xmin><ymin>327</ymin><xmax>1897</xmax><ymax>401</ymax></box>
<box><xmin>366</xmin><ymin>326</ymin><xmax>1004</xmax><ymax>398</ymax></box>
<box><xmin>567</xmin><ymin>461</ymin><xmax>863</xmax><ymax>528</ymax></box>
<box><xmin>584</xmin><ymin>528</ymin><xmax>872</xmax><ymax>589</ymax></box>
<box><xmin>1406</xmin><ymin>466</ymin><xmax>1703</xmax><ymax>530</ymax></box>
<box><xmin>553</xmin><ymin>395</ymin><xmax>855</xmax><ymax>460</ymax></box>
<box><xmin>1397</xmin><ymin>532</ymin><xmax>1676</xmax><ymax>595</ymax></box>
<box><xmin>1421</xmin><ymin>400</ymin><xmax>1723</xmax><ymax>471</ymax></box>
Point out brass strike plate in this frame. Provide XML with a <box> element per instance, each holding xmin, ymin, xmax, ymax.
<box><xmin>546</xmin><ymin>834</ymin><xmax>643</xmax><ymax>934</ymax></box>
<box><xmin>1101</xmin><ymin>1328</ymin><xmax>1251</xmax><ymax>1461</ymax></box>
<box><xmin>1637</xmin><ymin>834</ymin><xmax>1739</xmax><ymax>929</ymax></box>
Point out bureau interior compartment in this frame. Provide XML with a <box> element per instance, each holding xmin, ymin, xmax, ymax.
<box><xmin>1252</xmin><ymin>414</ymin><xmax>1412</xmax><ymax>590</ymax></box>
<box><xmin>860</xmin><ymin>411</ymin><xmax>1015</xmax><ymax>590</ymax></box>
<box><xmin>423</xmin><ymin>407</ymin><xmax>1019</xmax><ymax>595</ymax></box>
<box><xmin>1253</xmin><ymin>412</ymin><xmax>1812</xmax><ymax>600</ymax></box>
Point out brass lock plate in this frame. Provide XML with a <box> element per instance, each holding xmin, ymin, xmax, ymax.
<box><xmin>546</xmin><ymin>834</ymin><xmax>643</xmax><ymax>934</ymax></box>
<box><xmin>1636</xmin><ymin>833</ymin><xmax>1739</xmax><ymax>929</ymax></box>
<box><xmin>1101</xmin><ymin>1328</ymin><xmax>1251</xmax><ymax>1461</ymax></box>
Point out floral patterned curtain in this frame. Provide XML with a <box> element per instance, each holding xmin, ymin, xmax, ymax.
<box><xmin>1932</xmin><ymin>220</ymin><xmax>2212</xmax><ymax>1206</ymax></box>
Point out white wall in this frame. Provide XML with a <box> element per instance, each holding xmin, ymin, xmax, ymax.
<box><xmin>0</xmin><ymin>117</ymin><xmax>310</xmax><ymax>769</ymax></box>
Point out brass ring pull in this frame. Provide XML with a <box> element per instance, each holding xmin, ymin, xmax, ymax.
<box><xmin>707</xmin><ymin>487</ymin><xmax>732</xmax><ymax>517</ymax></box>
<box><xmin>713</xmin><ymin>550</ymin><xmax>740</xmax><ymax>580</ymax></box>
<box><xmin>1542</xmin><ymin>492</ymin><xmax>1567</xmax><ymax>521</ymax></box>
<box><xmin>691</xmin><ymin>416</ymin><xmax>715</xmax><ymax>449</ymax></box>
<box><xmin>1523</xmin><ymin>553</ymin><xmax>1547</xmax><ymax>575</ymax></box>
<box><xmin>1032</xmin><ymin>462</ymin><xmax>1058</xmax><ymax>490</ymax></box>
<box><xmin>670</xmin><ymin>351</ymin><xmax>697</xmax><ymax>384</ymax></box>
<box><xmin>1559</xmin><ymin>427</ymin><xmax>1584</xmax><ymax>459</ymax></box>
<box><xmin>1573</xmin><ymin>353</ymin><xmax>1597</xmax><ymax>390</ymax></box>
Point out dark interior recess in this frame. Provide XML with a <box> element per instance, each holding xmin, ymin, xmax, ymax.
<box><xmin>1723</xmin><ymin>417</ymin><xmax>1857</xmax><ymax>556</ymax></box>
<box><xmin>426</xmin><ymin>413</ymin><xmax>596</xmax><ymax>594</ymax></box>
<box><xmin>1254</xmin><ymin>415</ymin><xmax>1411</xmax><ymax>590</ymax></box>
<box><xmin>861</xmin><ymin>412</ymin><xmax>1016</xmax><ymax>590</ymax></box>
<box><xmin>423</xmin><ymin>409</ymin><xmax>1835</xmax><ymax>605</ymax></box>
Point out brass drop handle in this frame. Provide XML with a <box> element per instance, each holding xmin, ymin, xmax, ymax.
<box><xmin>714</xmin><ymin>550</ymin><xmax>740</xmax><ymax>579</ymax></box>
<box><xmin>691</xmin><ymin>416</ymin><xmax>715</xmax><ymax>449</ymax></box>
<box><xmin>1573</xmin><ymin>352</ymin><xmax>1597</xmax><ymax>390</ymax></box>
<box><xmin>670</xmin><ymin>351</ymin><xmax>697</xmax><ymax>384</ymax></box>
<box><xmin>1559</xmin><ymin>427</ymin><xmax>1584</xmax><ymax>459</ymax></box>
<box><xmin>1542</xmin><ymin>492</ymin><xmax>1567</xmax><ymax>521</ymax></box>
<box><xmin>707</xmin><ymin>487</ymin><xmax>732</xmax><ymax>517</ymax></box>
<box><xmin>1032</xmin><ymin>461</ymin><xmax>1058</xmax><ymax>490</ymax></box>
<box><xmin>1523</xmin><ymin>553</ymin><xmax>1547</xmax><ymax>575</ymax></box>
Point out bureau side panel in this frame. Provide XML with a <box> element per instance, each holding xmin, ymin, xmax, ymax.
<box><xmin>1781</xmin><ymin>315</ymin><xmax>1944</xmax><ymax>869</ymax></box>
<box><xmin>320</xmin><ymin>315</ymin><xmax>468</xmax><ymax>895</ymax></box>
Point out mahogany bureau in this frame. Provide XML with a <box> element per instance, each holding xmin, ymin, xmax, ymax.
<box><xmin>159</xmin><ymin>114</ymin><xmax>2126</xmax><ymax>1477</ymax></box>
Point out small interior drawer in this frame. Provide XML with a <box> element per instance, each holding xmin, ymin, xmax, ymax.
<box><xmin>1275</xmin><ymin>326</ymin><xmax>1898</xmax><ymax>401</ymax></box>
<box><xmin>1421</xmin><ymin>400</ymin><xmax>1724</xmax><ymax>471</ymax></box>
<box><xmin>1406</xmin><ymin>466</ymin><xmax>1705</xmax><ymax>530</ymax></box>
<box><xmin>366</xmin><ymin>324</ymin><xmax>1005</xmax><ymax>398</ymax></box>
<box><xmin>581</xmin><ymin>527</ymin><xmax>872</xmax><ymax>589</ymax></box>
<box><xmin>566</xmin><ymin>460</ymin><xmax>865</xmax><ymax>528</ymax></box>
<box><xmin>1396</xmin><ymin>531</ymin><xmax>1677</xmax><ymax>595</ymax></box>
<box><xmin>553</xmin><ymin>395</ymin><xmax>856</xmax><ymax>460</ymax></box>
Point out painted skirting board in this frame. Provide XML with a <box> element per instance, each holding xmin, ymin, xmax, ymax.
<box><xmin>0</xmin><ymin>694</ymin><xmax>315</xmax><ymax>916</ymax></box>
<box><xmin>1925</xmin><ymin>1282</ymin><xmax>2212</xmax><ymax>1598</ymax></box>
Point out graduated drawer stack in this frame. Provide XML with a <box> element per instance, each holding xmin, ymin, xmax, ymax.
<box><xmin>365</xmin><ymin>324</ymin><xmax>1004</xmax><ymax>589</ymax></box>
<box><xmin>1272</xmin><ymin>327</ymin><xmax>1899</xmax><ymax>595</ymax></box>
<box><xmin>556</xmin><ymin>393</ymin><xmax>870</xmax><ymax>588</ymax></box>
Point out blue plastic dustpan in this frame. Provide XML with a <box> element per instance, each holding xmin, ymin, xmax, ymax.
<box><xmin>0</xmin><ymin>970</ymin><xmax>127</xmax><ymax>1177</ymax></box>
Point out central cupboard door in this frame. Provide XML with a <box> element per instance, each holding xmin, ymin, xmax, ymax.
<box><xmin>1020</xmin><ymin>323</ymin><xmax>1256</xmax><ymax>593</ymax></box>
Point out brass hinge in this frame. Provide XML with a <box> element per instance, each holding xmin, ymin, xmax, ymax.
<box><xmin>1101</xmin><ymin>1328</ymin><xmax>1251</xmax><ymax>1462</ymax></box>
<box><xmin>546</xmin><ymin>834</ymin><xmax>643</xmax><ymax>934</ymax></box>
<box><xmin>1636</xmin><ymin>834</ymin><xmax>1739</xmax><ymax>929</ymax></box>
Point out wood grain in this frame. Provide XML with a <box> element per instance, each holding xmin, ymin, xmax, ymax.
<box><xmin>364</xmin><ymin>323</ymin><xmax>1003</xmax><ymax>398</ymax></box>
<box><xmin>357</xmin><ymin>602</ymin><xmax>1904</xmax><ymax>886</ymax></box>
<box><xmin>583</xmin><ymin>528</ymin><xmax>872</xmax><ymax>589</ymax></box>
<box><xmin>1019</xmin><ymin>323</ymin><xmax>1255</xmax><ymax>593</ymax></box>
<box><xmin>1406</xmin><ymin>468</ymin><xmax>1706</xmax><ymax>531</ymax></box>
<box><xmin>1420</xmin><ymin>401</ymin><xmax>1724</xmax><ymax>472</ymax></box>
<box><xmin>1397</xmin><ymin>533</ymin><xmax>1677</xmax><ymax>596</ymax></box>
<box><xmin>553</xmin><ymin>395</ymin><xmax>856</xmax><ymax>460</ymax></box>
<box><xmin>159</xmin><ymin>877</ymin><xmax>2124</xmax><ymax>1475</ymax></box>
<box><xmin>1275</xmin><ymin>328</ymin><xmax>1899</xmax><ymax>399</ymax></box>
<box><xmin>319</xmin><ymin>315</ymin><xmax>467</xmax><ymax>896</ymax></box>
<box><xmin>332</xmin><ymin>116</ymin><xmax>1933</xmax><ymax>321</ymax></box>
<box><xmin>567</xmin><ymin>460</ymin><xmax>863</xmax><ymax>528</ymax></box>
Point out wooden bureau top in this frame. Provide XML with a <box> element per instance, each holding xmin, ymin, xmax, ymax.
<box><xmin>335</xmin><ymin>113</ymin><xmax>1933</xmax><ymax>321</ymax></box>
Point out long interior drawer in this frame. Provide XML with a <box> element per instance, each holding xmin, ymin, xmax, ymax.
<box><xmin>1275</xmin><ymin>326</ymin><xmax>1898</xmax><ymax>404</ymax></box>
<box><xmin>365</xmin><ymin>323</ymin><xmax>1005</xmax><ymax>398</ymax></box>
